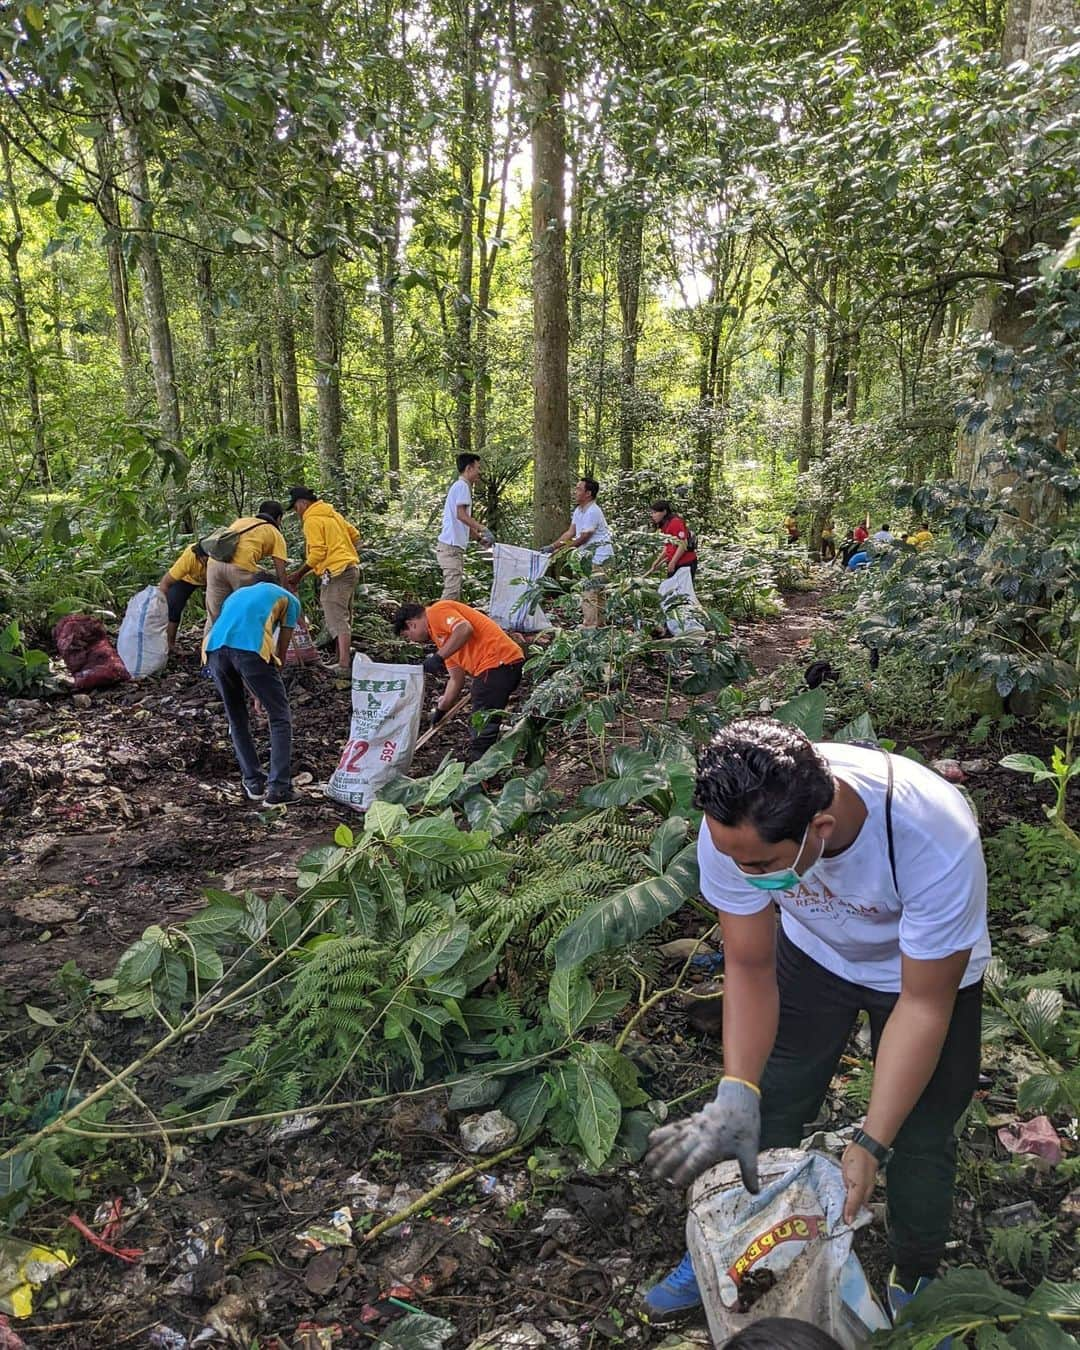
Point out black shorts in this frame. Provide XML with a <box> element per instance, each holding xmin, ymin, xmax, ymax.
<box><xmin>166</xmin><ymin>580</ymin><xmax>200</xmax><ymax>623</ymax></box>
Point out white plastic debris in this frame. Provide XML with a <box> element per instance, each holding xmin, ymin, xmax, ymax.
<box><xmin>459</xmin><ymin>1110</ymin><xmax>518</xmax><ymax>1154</ymax></box>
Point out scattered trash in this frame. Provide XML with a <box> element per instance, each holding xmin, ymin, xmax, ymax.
<box><xmin>292</xmin><ymin>1322</ymin><xmax>345</xmax><ymax>1349</ymax></box>
<box><xmin>267</xmin><ymin>1112</ymin><xmax>322</xmax><ymax>1142</ymax></box>
<box><xmin>344</xmin><ymin>1174</ymin><xmax>384</xmax><ymax>1210</ymax></box>
<box><xmin>0</xmin><ymin>1239</ymin><xmax>74</xmax><ymax>1318</ymax></box>
<box><xmin>164</xmin><ymin>1218</ymin><xmax>226</xmax><ymax>1296</ymax></box>
<box><xmin>987</xmin><ymin>1200</ymin><xmax>1041</xmax><ymax>1229</ymax></box>
<box><xmin>459</xmin><ymin>1109</ymin><xmax>518</xmax><ymax>1154</ymax></box>
<box><xmin>930</xmin><ymin>758</ymin><xmax>965</xmax><ymax>782</ymax></box>
<box><xmin>191</xmin><ymin>1291</ymin><xmax>262</xmax><ymax>1346</ymax></box>
<box><xmin>659</xmin><ymin>938</ymin><xmax>716</xmax><ymax>963</ymax></box>
<box><xmin>533</xmin><ymin>1206</ymin><xmax>579</xmax><ymax>1239</ymax></box>
<box><xmin>466</xmin><ymin>1322</ymin><xmax>547</xmax><ymax>1349</ymax></box>
<box><xmin>387</xmin><ymin>1183</ymin><xmax>425</xmax><ymax>1215</ymax></box>
<box><xmin>686</xmin><ymin>1147</ymin><xmax>889</xmax><ymax>1348</ymax></box>
<box><xmin>148</xmin><ymin>1327</ymin><xmax>189</xmax><ymax>1350</ymax></box>
<box><xmin>477</xmin><ymin>1174</ymin><xmax>499</xmax><ymax>1195</ymax></box>
<box><xmin>67</xmin><ymin>1196</ymin><xmax>144</xmax><ymax>1263</ymax></box>
<box><xmin>1059</xmin><ymin>1188</ymin><xmax>1080</xmax><ymax>1229</ymax></box>
<box><xmin>54</xmin><ymin>614</ymin><xmax>130</xmax><ymax>692</ymax></box>
<box><xmin>0</xmin><ymin>1315</ymin><xmax>28</xmax><ymax>1350</ymax></box>
<box><xmin>959</xmin><ymin>758</ymin><xmax>990</xmax><ymax>773</ymax></box>
<box><xmin>997</xmin><ymin>1115</ymin><xmax>1063</xmax><ymax>1165</ymax></box>
<box><xmin>295</xmin><ymin>1206</ymin><xmax>354</xmax><ymax>1252</ymax></box>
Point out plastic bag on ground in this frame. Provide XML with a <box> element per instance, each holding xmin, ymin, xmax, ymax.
<box><xmin>53</xmin><ymin>615</ymin><xmax>130</xmax><ymax>692</ymax></box>
<box><xmin>489</xmin><ymin>543</ymin><xmax>552</xmax><ymax>632</ymax></box>
<box><xmin>686</xmin><ymin>1147</ymin><xmax>889</xmax><ymax>1348</ymax></box>
<box><xmin>283</xmin><ymin>613</ymin><xmax>320</xmax><ymax>667</ymax></box>
<box><xmin>658</xmin><ymin>569</ymin><xmax>706</xmax><ymax>637</ymax></box>
<box><xmin>117</xmin><ymin>586</ymin><xmax>170</xmax><ymax>679</ymax></box>
<box><xmin>325</xmin><ymin>655</ymin><xmax>424</xmax><ymax>812</ymax></box>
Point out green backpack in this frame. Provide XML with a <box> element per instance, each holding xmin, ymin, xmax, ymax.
<box><xmin>198</xmin><ymin>520</ymin><xmax>264</xmax><ymax>563</ymax></box>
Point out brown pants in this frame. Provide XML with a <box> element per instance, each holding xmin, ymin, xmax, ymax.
<box><xmin>581</xmin><ymin>563</ymin><xmax>608</xmax><ymax>629</ymax></box>
<box><xmin>435</xmin><ymin>543</ymin><xmax>465</xmax><ymax>600</ymax></box>
<box><xmin>205</xmin><ymin>561</ymin><xmax>259</xmax><ymax>630</ymax></box>
<box><xmin>321</xmin><ymin>564</ymin><xmax>359</xmax><ymax>638</ymax></box>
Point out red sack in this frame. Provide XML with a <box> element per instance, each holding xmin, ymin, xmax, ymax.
<box><xmin>53</xmin><ymin>614</ymin><xmax>131</xmax><ymax>691</ymax></box>
<box><xmin>284</xmin><ymin>613</ymin><xmax>320</xmax><ymax>667</ymax></box>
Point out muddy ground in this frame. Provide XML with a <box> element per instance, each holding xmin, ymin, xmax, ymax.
<box><xmin>1</xmin><ymin>584</ymin><xmax>1074</xmax><ymax>1349</ymax></box>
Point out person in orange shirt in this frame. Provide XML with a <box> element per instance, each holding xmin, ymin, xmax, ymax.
<box><xmin>393</xmin><ymin>600</ymin><xmax>524</xmax><ymax>762</ymax></box>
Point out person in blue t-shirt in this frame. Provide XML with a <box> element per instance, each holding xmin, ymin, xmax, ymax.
<box><xmin>203</xmin><ymin>580</ymin><xmax>301</xmax><ymax>804</ymax></box>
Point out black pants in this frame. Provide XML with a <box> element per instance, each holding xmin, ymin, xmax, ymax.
<box><xmin>207</xmin><ymin>647</ymin><xmax>293</xmax><ymax>793</ymax></box>
<box><xmin>760</xmin><ymin>929</ymin><xmax>982</xmax><ymax>1281</ymax></box>
<box><xmin>166</xmin><ymin>580</ymin><xmax>199</xmax><ymax>623</ymax></box>
<box><xmin>470</xmin><ymin>661</ymin><xmax>523</xmax><ymax>762</ymax></box>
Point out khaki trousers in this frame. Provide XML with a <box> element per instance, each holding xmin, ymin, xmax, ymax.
<box><xmin>321</xmin><ymin>564</ymin><xmax>359</xmax><ymax>638</ymax></box>
<box><xmin>581</xmin><ymin>563</ymin><xmax>608</xmax><ymax>629</ymax></box>
<box><xmin>205</xmin><ymin>561</ymin><xmax>258</xmax><ymax>629</ymax></box>
<box><xmin>435</xmin><ymin>543</ymin><xmax>465</xmax><ymax>600</ymax></box>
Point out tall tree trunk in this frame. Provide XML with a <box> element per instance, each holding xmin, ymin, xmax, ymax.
<box><xmin>798</xmin><ymin>321</ymin><xmax>817</xmax><ymax>474</ymax></box>
<box><xmin>529</xmin><ymin>0</ymin><xmax>572</xmax><ymax>545</ymax></box>
<box><xmin>94</xmin><ymin>132</ymin><xmax>139</xmax><ymax>417</ymax></box>
<box><xmin>452</xmin><ymin>1</ymin><xmax>478</xmax><ymax>456</ymax></box>
<box><xmin>258</xmin><ymin>327</ymin><xmax>278</xmax><ymax>439</ymax></box>
<box><xmin>0</xmin><ymin>129</ymin><xmax>50</xmax><ymax>486</ymax></box>
<box><xmin>616</xmin><ymin>207</ymin><xmax>644</xmax><ymax>471</ymax></box>
<box><xmin>195</xmin><ymin>256</ymin><xmax>222</xmax><ymax>424</ymax></box>
<box><xmin>273</xmin><ymin>239</ymin><xmax>303</xmax><ymax>477</ymax></box>
<box><xmin>312</xmin><ymin>245</ymin><xmax>344</xmax><ymax>491</ymax></box>
<box><xmin>567</xmin><ymin>133</ymin><xmax>583</xmax><ymax>468</ymax></box>
<box><xmin>123</xmin><ymin>125</ymin><xmax>182</xmax><ymax>463</ymax></box>
<box><xmin>820</xmin><ymin>264</ymin><xmax>838</xmax><ymax>449</ymax></box>
<box><xmin>845</xmin><ymin>323</ymin><xmax>859</xmax><ymax>421</ymax></box>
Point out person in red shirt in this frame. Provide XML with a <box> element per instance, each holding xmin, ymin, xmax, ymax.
<box><xmin>394</xmin><ymin>600</ymin><xmax>524</xmax><ymax>761</ymax></box>
<box><xmin>648</xmin><ymin>500</ymin><xmax>698</xmax><ymax>579</ymax></box>
<box><xmin>853</xmin><ymin>521</ymin><xmax>869</xmax><ymax>546</ymax></box>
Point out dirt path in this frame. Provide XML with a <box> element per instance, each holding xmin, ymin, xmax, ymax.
<box><xmin>732</xmin><ymin>582</ymin><xmax>832</xmax><ymax>677</ymax></box>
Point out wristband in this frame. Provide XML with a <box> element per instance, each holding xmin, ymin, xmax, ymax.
<box><xmin>722</xmin><ymin>1075</ymin><xmax>761</xmax><ymax>1097</ymax></box>
<box><xmin>852</xmin><ymin>1126</ymin><xmax>893</xmax><ymax>1167</ymax></box>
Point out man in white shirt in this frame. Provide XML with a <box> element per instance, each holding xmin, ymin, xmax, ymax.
<box><xmin>643</xmin><ymin>720</ymin><xmax>989</xmax><ymax>1324</ymax></box>
<box><xmin>872</xmin><ymin>523</ymin><xmax>895</xmax><ymax>545</ymax></box>
<box><xmin>543</xmin><ymin>477</ymin><xmax>614</xmax><ymax>628</ymax></box>
<box><xmin>436</xmin><ymin>453</ymin><xmax>492</xmax><ymax>600</ymax></box>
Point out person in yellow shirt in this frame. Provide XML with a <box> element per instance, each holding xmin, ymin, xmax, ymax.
<box><xmin>783</xmin><ymin>512</ymin><xmax>800</xmax><ymax>546</ymax></box>
<box><xmin>820</xmin><ymin>521</ymin><xmax>836</xmax><ymax>563</ymax></box>
<box><xmin>286</xmin><ymin>485</ymin><xmax>360</xmax><ymax>671</ymax></box>
<box><xmin>908</xmin><ymin>522</ymin><xmax>934</xmax><ymax>548</ymax></box>
<box><xmin>158</xmin><ymin>541</ymin><xmax>208</xmax><ymax>654</ymax></box>
<box><xmin>204</xmin><ymin>501</ymin><xmax>289</xmax><ymax>626</ymax></box>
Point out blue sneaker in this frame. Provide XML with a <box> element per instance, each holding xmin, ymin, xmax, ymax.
<box><xmin>887</xmin><ymin>1268</ymin><xmax>951</xmax><ymax>1349</ymax></box>
<box><xmin>642</xmin><ymin>1250</ymin><xmax>702</xmax><ymax>1320</ymax></box>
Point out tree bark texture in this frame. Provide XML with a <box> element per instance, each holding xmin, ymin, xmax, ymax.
<box><xmin>616</xmin><ymin>207</ymin><xmax>644</xmax><ymax>471</ymax></box>
<box><xmin>273</xmin><ymin>239</ymin><xmax>304</xmax><ymax>478</ymax></box>
<box><xmin>94</xmin><ymin>132</ymin><xmax>139</xmax><ymax>417</ymax></box>
<box><xmin>529</xmin><ymin>0</ymin><xmax>572</xmax><ymax>546</ymax></box>
<box><xmin>312</xmin><ymin>245</ymin><xmax>344</xmax><ymax>491</ymax></box>
<box><xmin>194</xmin><ymin>255</ymin><xmax>222</xmax><ymax>425</ymax></box>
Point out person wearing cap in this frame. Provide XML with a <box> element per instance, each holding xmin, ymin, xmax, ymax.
<box><xmin>204</xmin><ymin>501</ymin><xmax>289</xmax><ymax>626</ymax></box>
<box><xmin>285</xmin><ymin>486</ymin><xmax>361</xmax><ymax>672</ymax></box>
<box><xmin>158</xmin><ymin>539</ymin><xmax>208</xmax><ymax>654</ymax></box>
<box><xmin>393</xmin><ymin>599</ymin><xmax>524</xmax><ymax>762</ymax></box>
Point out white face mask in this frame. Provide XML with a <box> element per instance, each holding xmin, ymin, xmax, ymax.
<box><xmin>742</xmin><ymin>822</ymin><xmax>825</xmax><ymax>892</ymax></box>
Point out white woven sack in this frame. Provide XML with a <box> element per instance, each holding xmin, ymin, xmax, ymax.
<box><xmin>117</xmin><ymin>586</ymin><xmax>170</xmax><ymax>679</ymax></box>
<box><xmin>326</xmin><ymin>654</ymin><xmax>424</xmax><ymax>812</ymax></box>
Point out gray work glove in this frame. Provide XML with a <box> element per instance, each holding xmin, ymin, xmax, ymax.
<box><xmin>646</xmin><ymin>1077</ymin><xmax>761</xmax><ymax>1192</ymax></box>
<box><xmin>539</xmin><ymin>543</ymin><xmax>555</xmax><ymax>555</ymax></box>
<box><xmin>481</xmin><ymin>528</ymin><xmax>495</xmax><ymax>546</ymax></box>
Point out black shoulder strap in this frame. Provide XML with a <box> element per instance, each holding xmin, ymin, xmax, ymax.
<box><xmin>882</xmin><ymin>748</ymin><xmax>898</xmax><ymax>894</ymax></box>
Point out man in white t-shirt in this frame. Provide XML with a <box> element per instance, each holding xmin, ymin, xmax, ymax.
<box><xmin>436</xmin><ymin>453</ymin><xmax>492</xmax><ymax>601</ymax></box>
<box><xmin>543</xmin><ymin>477</ymin><xmax>614</xmax><ymax>628</ymax></box>
<box><xmin>643</xmin><ymin>719</ymin><xmax>989</xmax><ymax>1325</ymax></box>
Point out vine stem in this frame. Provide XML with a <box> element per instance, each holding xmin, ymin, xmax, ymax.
<box><xmin>615</xmin><ymin>930</ymin><xmax>721</xmax><ymax>1053</ymax></box>
<box><xmin>361</xmin><ymin>1144</ymin><xmax>522</xmax><ymax>1244</ymax></box>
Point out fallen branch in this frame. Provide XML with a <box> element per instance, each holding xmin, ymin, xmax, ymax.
<box><xmin>362</xmin><ymin>1143</ymin><xmax>522</xmax><ymax>1244</ymax></box>
<box><xmin>415</xmin><ymin>694</ymin><xmax>471</xmax><ymax>750</ymax></box>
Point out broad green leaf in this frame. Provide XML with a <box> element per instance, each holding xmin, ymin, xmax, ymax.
<box><xmin>999</xmin><ymin>753</ymin><xmax>1049</xmax><ymax>776</ymax></box>
<box><xmin>0</xmin><ymin>1153</ymin><xmax>32</xmax><ymax>1205</ymax></box>
<box><xmin>773</xmin><ymin>687</ymin><xmax>827</xmax><ymax>740</ymax></box>
<box><xmin>835</xmin><ymin>712</ymin><xmax>877</xmax><ymax>744</ymax></box>
<box><xmin>447</xmin><ymin>1074</ymin><xmax>505</xmax><ymax>1110</ymax></box>
<box><xmin>335</xmin><ymin>824</ymin><xmax>355</xmax><ymax>847</ymax></box>
<box><xmin>573</xmin><ymin>1063</ymin><xmax>622</xmax><ymax>1168</ymax></box>
<box><xmin>396</xmin><ymin>814</ymin><xmax>468</xmax><ymax>861</ymax></box>
<box><xmin>376</xmin><ymin>1311</ymin><xmax>455</xmax><ymax>1349</ymax></box>
<box><xmin>613</xmin><ymin>1108</ymin><xmax>656</xmax><ymax>1162</ymax></box>
<box><xmin>156</xmin><ymin>950</ymin><xmax>188</xmax><ymax>1007</ymax></box>
<box><xmin>406</xmin><ymin>920</ymin><xmax>470</xmax><ymax>979</ymax></box>
<box><xmin>25</xmin><ymin>1005</ymin><xmax>59</xmax><ymax>1027</ymax></box>
<box><xmin>553</xmin><ymin>842</ymin><xmax>699</xmax><ymax>969</ymax></box>
<box><xmin>575</xmin><ymin>986</ymin><xmax>631</xmax><ymax>1030</ymax></box>
<box><xmin>1015</xmin><ymin>1073</ymin><xmax>1062</xmax><ymax>1112</ymax></box>
<box><xmin>889</xmin><ymin>1268</ymin><xmax>1026</xmax><ymax>1331</ymax></box>
<box><xmin>186</xmin><ymin>905</ymin><xmax>243</xmax><ymax>937</ymax></box>
<box><xmin>649</xmin><ymin>816</ymin><xmax>690</xmax><ymax>872</ymax></box>
<box><xmin>578</xmin><ymin>1045</ymin><xmax>648</xmax><ymax>1106</ymax></box>
<box><xmin>548</xmin><ymin>966</ymin><xmax>591</xmax><ymax>1034</ymax></box>
<box><xmin>35</xmin><ymin>1146</ymin><xmax>78</xmax><ymax>1202</ymax></box>
<box><xmin>190</xmin><ymin>939</ymin><xmax>224</xmax><ymax>985</ymax></box>
<box><xmin>501</xmin><ymin>1076</ymin><xmax>552</xmax><ymax>1144</ymax></box>
<box><xmin>365</xmin><ymin>799</ymin><xmax>409</xmax><ymax>839</ymax></box>
<box><xmin>115</xmin><ymin>936</ymin><xmax>163</xmax><ymax>986</ymax></box>
<box><xmin>423</xmin><ymin>759</ymin><xmax>465</xmax><ymax>806</ymax></box>
<box><xmin>373</xmin><ymin>862</ymin><xmax>407</xmax><ymax>935</ymax></box>
<box><xmin>26</xmin><ymin>186</ymin><xmax>53</xmax><ymax>206</ymax></box>
<box><xmin>1007</xmin><ymin>1317</ymin><xmax>1079</xmax><ymax>1350</ymax></box>
<box><xmin>1026</xmin><ymin>1282</ymin><xmax>1080</xmax><ymax>1318</ymax></box>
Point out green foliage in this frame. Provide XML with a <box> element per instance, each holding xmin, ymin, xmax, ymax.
<box><xmin>1000</xmin><ymin>749</ymin><xmax>1080</xmax><ymax>830</ymax></box>
<box><xmin>987</xmin><ymin>1221</ymin><xmax>1055</xmax><ymax>1281</ymax></box>
<box><xmin>872</xmin><ymin>1268</ymin><xmax>1080</xmax><ymax>1348</ymax></box>
<box><xmin>982</xmin><ymin>960</ymin><xmax>1080</xmax><ymax>1115</ymax></box>
<box><xmin>0</xmin><ymin>619</ymin><xmax>51</xmax><ymax>694</ymax></box>
<box><xmin>984</xmin><ymin>825</ymin><xmax>1080</xmax><ymax>972</ymax></box>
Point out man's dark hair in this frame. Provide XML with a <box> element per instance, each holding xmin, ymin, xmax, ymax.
<box><xmin>193</xmin><ymin>541</ymin><xmax>209</xmax><ymax>561</ymax></box>
<box><xmin>287</xmin><ymin>484</ymin><xmax>318</xmax><ymax>505</ymax></box>
<box><xmin>580</xmin><ymin>477</ymin><xmax>600</xmax><ymax>499</ymax></box>
<box><xmin>651</xmin><ymin>499</ymin><xmax>672</xmax><ymax>516</ymax></box>
<box><xmin>457</xmin><ymin>453</ymin><xmax>481</xmax><ymax>473</ymax></box>
<box><xmin>880</xmin><ymin>522</ymin><xmax>890</xmax><ymax>530</ymax></box>
<box><xmin>694</xmin><ymin>718</ymin><xmax>834</xmax><ymax>843</ymax></box>
<box><xmin>723</xmin><ymin>1318</ymin><xmax>843</xmax><ymax>1350</ymax></box>
<box><xmin>392</xmin><ymin>602</ymin><xmax>426</xmax><ymax>636</ymax></box>
<box><xmin>257</xmin><ymin>500</ymin><xmax>284</xmax><ymax>522</ymax></box>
